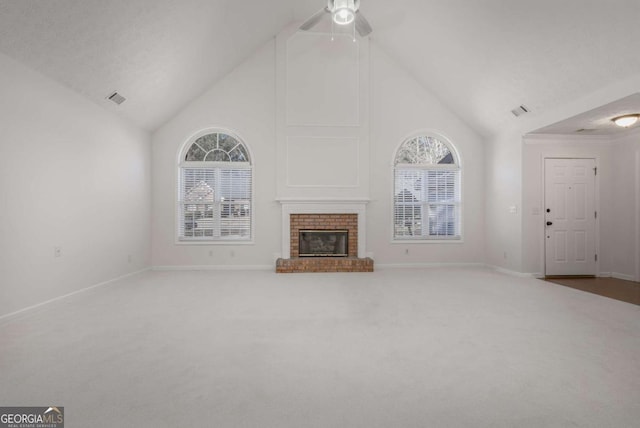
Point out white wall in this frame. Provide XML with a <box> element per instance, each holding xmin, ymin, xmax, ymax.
<box><xmin>151</xmin><ymin>33</ymin><xmax>486</xmax><ymax>268</ymax></box>
<box><xmin>483</xmin><ymin>131</ymin><xmax>523</xmax><ymax>272</ymax></box>
<box><xmin>368</xmin><ymin>44</ymin><xmax>486</xmax><ymax>265</ymax></box>
<box><xmin>275</xmin><ymin>26</ymin><xmax>370</xmax><ymax>200</ymax></box>
<box><xmin>0</xmin><ymin>52</ymin><xmax>151</xmax><ymax>317</ymax></box>
<box><xmin>151</xmin><ymin>41</ymin><xmax>280</xmax><ymax>268</ymax></box>
<box><xmin>610</xmin><ymin>131</ymin><xmax>640</xmax><ymax>281</ymax></box>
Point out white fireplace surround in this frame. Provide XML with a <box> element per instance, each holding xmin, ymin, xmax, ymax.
<box><xmin>278</xmin><ymin>198</ymin><xmax>369</xmax><ymax>259</ymax></box>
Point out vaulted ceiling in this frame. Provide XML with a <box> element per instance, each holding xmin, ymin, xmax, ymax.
<box><xmin>1</xmin><ymin>0</ymin><xmax>639</xmax><ymax>136</ymax></box>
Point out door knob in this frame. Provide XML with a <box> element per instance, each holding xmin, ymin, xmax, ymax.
<box><xmin>546</xmin><ymin>221</ymin><xmax>553</xmax><ymax>226</ymax></box>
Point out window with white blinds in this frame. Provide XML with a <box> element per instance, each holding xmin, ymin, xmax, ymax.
<box><xmin>178</xmin><ymin>132</ymin><xmax>252</xmax><ymax>242</ymax></box>
<box><xmin>394</xmin><ymin>135</ymin><xmax>461</xmax><ymax>240</ymax></box>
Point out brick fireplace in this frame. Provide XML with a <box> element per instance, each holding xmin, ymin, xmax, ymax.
<box><xmin>276</xmin><ymin>200</ymin><xmax>374</xmax><ymax>273</ymax></box>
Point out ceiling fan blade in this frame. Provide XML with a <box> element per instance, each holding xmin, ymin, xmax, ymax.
<box><xmin>300</xmin><ymin>7</ymin><xmax>329</xmax><ymax>31</ymax></box>
<box><xmin>355</xmin><ymin>12</ymin><xmax>373</xmax><ymax>37</ymax></box>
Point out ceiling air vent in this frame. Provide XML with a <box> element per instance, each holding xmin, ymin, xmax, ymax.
<box><xmin>106</xmin><ymin>91</ymin><xmax>126</xmax><ymax>105</ymax></box>
<box><xmin>575</xmin><ymin>128</ymin><xmax>596</xmax><ymax>133</ymax></box>
<box><xmin>511</xmin><ymin>105</ymin><xmax>529</xmax><ymax>117</ymax></box>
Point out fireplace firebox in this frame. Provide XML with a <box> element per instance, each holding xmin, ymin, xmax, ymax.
<box><xmin>299</xmin><ymin>230</ymin><xmax>348</xmax><ymax>257</ymax></box>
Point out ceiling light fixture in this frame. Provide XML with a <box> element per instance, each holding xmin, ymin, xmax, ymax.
<box><xmin>612</xmin><ymin>114</ymin><xmax>639</xmax><ymax>128</ymax></box>
<box><xmin>332</xmin><ymin>0</ymin><xmax>357</xmax><ymax>25</ymax></box>
<box><xmin>299</xmin><ymin>0</ymin><xmax>372</xmax><ymax>37</ymax></box>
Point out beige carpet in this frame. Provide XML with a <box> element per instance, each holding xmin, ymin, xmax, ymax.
<box><xmin>1</xmin><ymin>267</ymin><xmax>639</xmax><ymax>427</ymax></box>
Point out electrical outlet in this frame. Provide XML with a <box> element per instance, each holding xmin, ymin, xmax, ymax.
<box><xmin>127</xmin><ymin>254</ymin><xmax>132</xmax><ymax>264</ymax></box>
<box><xmin>54</xmin><ymin>247</ymin><xmax>62</xmax><ymax>258</ymax></box>
<box><xmin>405</xmin><ymin>248</ymin><xmax>409</xmax><ymax>255</ymax></box>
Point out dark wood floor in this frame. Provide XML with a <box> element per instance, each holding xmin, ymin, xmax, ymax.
<box><xmin>544</xmin><ymin>276</ymin><xmax>640</xmax><ymax>306</ymax></box>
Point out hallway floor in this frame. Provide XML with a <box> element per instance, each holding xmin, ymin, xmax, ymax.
<box><xmin>544</xmin><ymin>276</ymin><xmax>640</xmax><ymax>306</ymax></box>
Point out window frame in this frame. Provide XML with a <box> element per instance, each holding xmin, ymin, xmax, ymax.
<box><xmin>391</xmin><ymin>132</ymin><xmax>463</xmax><ymax>244</ymax></box>
<box><xmin>176</xmin><ymin>129</ymin><xmax>255</xmax><ymax>245</ymax></box>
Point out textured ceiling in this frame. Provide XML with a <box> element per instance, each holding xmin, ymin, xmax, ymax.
<box><xmin>1</xmin><ymin>0</ymin><xmax>640</xmax><ymax>136</ymax></box>
<box><xmin>364</xmin><ymin>0</ymin><xmax>640</xmax><ymax>137</ymax></box>
<box><xmin>531</xmin><ymin>93</ymin><xmax>640</xmax><ymax>136</ymax></box>
<box><xmin>0</xmin><ymin>0</ymin><xmax>294</xmax><ymax>130</ymax></box>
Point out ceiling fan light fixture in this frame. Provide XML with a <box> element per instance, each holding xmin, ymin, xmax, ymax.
<box><xmin>333</xmin><ymin>7</ymin><xmax>355</xmax><ymax>25</ymax></box>
<box><xmin>330</xmin><ymin>0</ymin><xmax>358</xmax><ymax>25</ymax></box>
<box><xmin>301</xmin><ymin>0</ymin><xmax>371</xmax><ymax>37</ymax></box>
<box><xmin>612</xmin><ymin>114</ymin><xmax>639</xmax><ymax>128</ymax></box>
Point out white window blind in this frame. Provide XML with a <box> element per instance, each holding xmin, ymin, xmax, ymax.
<box><xmin>393</xmin><ymin>134</ymin><xmax>461</xmax><ymax>241</ymax></box>
<box><xmin>178</xmin><ymin>131</ymin><xmax>252</xmax><ymax>242</ymax></box>
<box><xmin>394</xmin><ymin>169</ymin><xmax>460</xmax><ymax>239</ymax></box>
<box><xmin>179</xmin><ymin>167</ymin><xmax>252</xmax><ymax>240</ymax></box>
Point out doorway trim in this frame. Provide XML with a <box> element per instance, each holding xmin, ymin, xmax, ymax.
<box><xmin>636</xmin><ymin>150</ymin><xmax>640</xmax><ymax>282</ymax></box>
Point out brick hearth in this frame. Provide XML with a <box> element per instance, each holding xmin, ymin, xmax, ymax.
<box><xmin>276</xmin><ymin>257</ymin><xmax>374</xmax><ymax>273</ymax></box>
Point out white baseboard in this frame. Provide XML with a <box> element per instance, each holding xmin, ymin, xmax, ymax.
<box><xmin>159</xmin><ymin>263</ymin><xmax>495</xmax><ymax>273</ymax></box>
<box><xmin>612</xmin><ymin>272</ymin><xmax>636</xmax><ymax>282</ymax></box>
<box><xmin>485</xmin><ymin>265</ymin><xmax>539</xmax><ymax>278</ymax></box>
<box><xmin>0</xmin><ymin>268</ymin><xmax>150</xmax><ymax>323</ymax></box>
<box><xmin>375</xmin><ymin>262</ymin><xmax>485</xmax><ymax>270</ymax></box>
<box><xmin>152</xmin><ymin>265</ymin><xmax>273</xmax><ymax>271</ymax></box>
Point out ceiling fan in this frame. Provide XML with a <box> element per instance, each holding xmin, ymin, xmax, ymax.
<box><xmin>300</xmin><ymin>0</ymin><xmax>373</xmax><ymax>37</ymax></box>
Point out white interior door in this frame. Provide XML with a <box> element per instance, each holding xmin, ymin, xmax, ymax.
<box><xmin>544</xmin><ymin>158</ymin><xmax>596</xmax><ymax>276</ymax></box>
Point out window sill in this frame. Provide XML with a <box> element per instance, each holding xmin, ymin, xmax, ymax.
<box><xmin>175</xmin><ymin>239</ymin><xmax>255</xmax><ymax>246</ymax></box>
<box><xmin>391</xmin><ymin>238</ymin><xmax>464</xmax><ymax>245</ymax></box>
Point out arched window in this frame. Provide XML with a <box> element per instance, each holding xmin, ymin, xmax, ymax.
<box><xmin>393</xmin><ymin>134</ymin><xmax>461</xmax><ymax>240</ymax></box>
<box><xmin>178</xmin><ymin>131</ymin><xmax>252</xmax><ymax>241</ymax></box>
